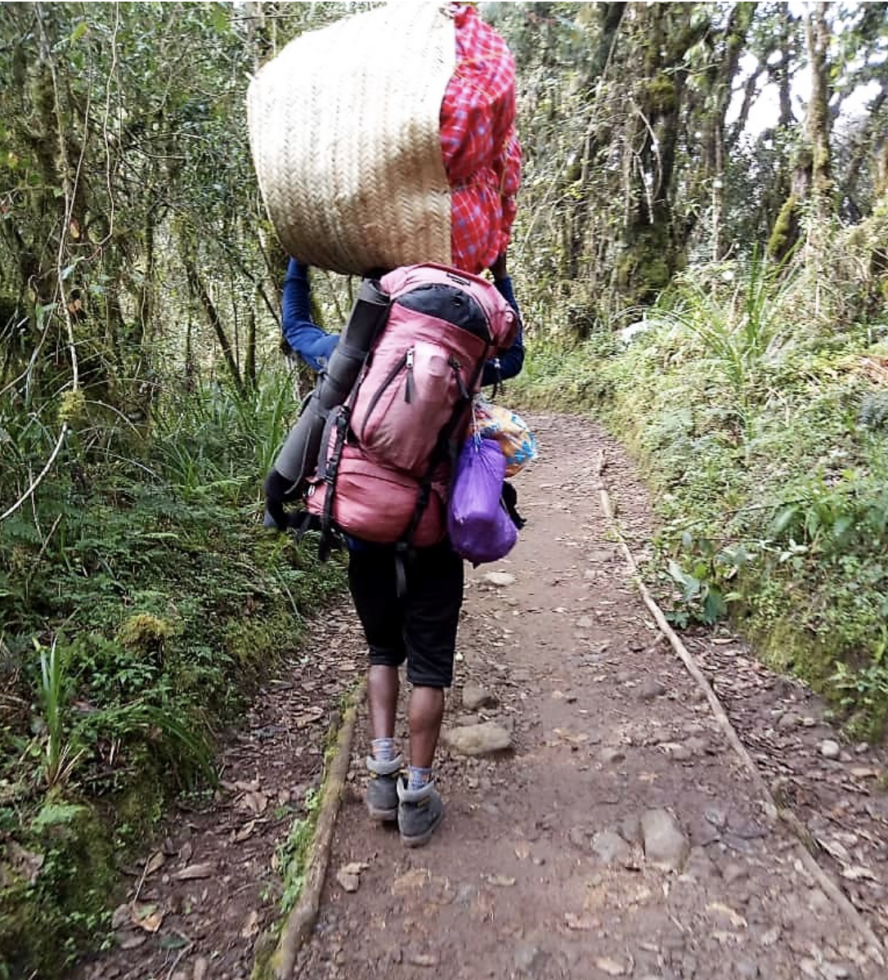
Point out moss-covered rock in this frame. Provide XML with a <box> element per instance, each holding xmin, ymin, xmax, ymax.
<box><xmin>223</xmin><ymin>609</ymin><xmax>302</xmax><ymax>673</ymax></box>
<box><xmin>117</xmin><ymin>613</ymin><xmax>173</xmax><ymax>671</ymax></box>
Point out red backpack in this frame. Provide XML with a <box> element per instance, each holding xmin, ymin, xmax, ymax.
<box><xmin>268</xmin><ymin>264</ymin><xmax>517</xmax><ymax>559</ymax></box>
<box><xmin>306</xmin><ymin>264</ymin><xmax>517</xmax><ymax>549</ymax></box>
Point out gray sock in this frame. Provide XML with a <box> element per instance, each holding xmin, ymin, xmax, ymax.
<box><xmin>407</xmin><ymin>765</ymin><xmax>433</xmax><ymax>791</ymax></box>
<box><xmin>371</xmin><ymin>737</ymin><xmax>396</xmax><ymax>763</ymax></box>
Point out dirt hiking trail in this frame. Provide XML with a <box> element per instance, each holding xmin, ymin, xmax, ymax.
<box><xmin>79</xmin><ymin>415</ymin><xmax>888</xmax><ymax>980</ymax></box>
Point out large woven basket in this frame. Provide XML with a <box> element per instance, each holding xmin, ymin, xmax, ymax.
<box><xmin>247</xmin><ymin>2</ymin><xmax>455</xmax><ymax>275</ymax></box>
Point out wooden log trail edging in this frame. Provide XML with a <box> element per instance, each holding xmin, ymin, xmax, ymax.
<box><xmin>593</xmin><ymin>448</ymin><xmax>887</xmax><ymax>967</ymax></box>
<box><xmin>255</xmin><ymin>680</ymin><xmax>366</xmax><ymax>980</ymax></box>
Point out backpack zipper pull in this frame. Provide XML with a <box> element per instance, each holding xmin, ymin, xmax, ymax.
<box><xmin>404</xmin><ymin>346</ymin><xmax>415</xmax><ymax>404</ymax></box>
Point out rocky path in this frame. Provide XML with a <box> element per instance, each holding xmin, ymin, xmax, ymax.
<box><xmin>294</xmin><ymin>415</ymin><xmax>887</xmax><ymax>980</ymax></box>
<box><xmin>77</xmin><ymin>414</ymin><xmax>887</xmax><ymax>980</ymax></box>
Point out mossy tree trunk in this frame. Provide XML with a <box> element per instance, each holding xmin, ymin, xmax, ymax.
<box><xmin>806</xmin><ymin>2</ymin><xmax>832</xmax><ymax>223</ymax></box>
<box><xmin>615</xmin><ymin>2</ymin><xmax>708</xmax><ymax>305</ymax></box>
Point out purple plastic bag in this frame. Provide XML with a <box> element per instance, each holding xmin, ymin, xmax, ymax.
<box><xmin>448</xmin><ymin>437</ymin><xmax>517</xmax><ymax>564</ymax></box>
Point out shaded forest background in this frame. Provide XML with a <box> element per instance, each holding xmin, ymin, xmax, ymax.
<box><xmin>1</xmin><ymin>2</ymin><xmax>888</xmax><ymax>975</ymax></box>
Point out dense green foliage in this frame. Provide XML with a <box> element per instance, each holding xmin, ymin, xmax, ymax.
<box><xmin>512</xmin><ymin>217</ymin><xmax>888</xmax><ymax>739</ymax></box>
<box><xmin>0</xmin><ymin>7</ymin><xmax>350</xmax><ymax>971</ymax></box>
<box><xmin>2</xmin><ymin>1</ymin><xmax>888</xmax><ymax>975</ymax></box>
<box><xmin>0</xmin><ymin>368</ymin><xmax>345</xmax><ymax>975</ymax></box>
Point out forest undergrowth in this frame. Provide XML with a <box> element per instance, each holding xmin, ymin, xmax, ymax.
<box><xmin>0</xmin><ymin>367</ymin><xmax>345</xmax><ymax>977</ymax></box>
<box><xmin>512</xmin><ymin>224</ymin><xmax>888</xmax><ymax>745</ymax></box>
<box><xmin>3</xmin><ymin>2</ymin><xmax>888</xmax><ymax>974</ymax></box>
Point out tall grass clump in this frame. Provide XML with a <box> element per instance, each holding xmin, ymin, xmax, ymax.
<box><xmin>656</xmin><ymin>250</ymin><xmax>800</xmax><ymax>421</ymax></box>
<box><xmin>151</xmin><ymin>367</ymin><xmax>300</xmax><ymax>501</ymax></box>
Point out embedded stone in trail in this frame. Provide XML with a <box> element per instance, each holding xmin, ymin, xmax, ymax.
<box><xmin>462</xmin><ymin>683</ymin><xmax>496</xmax><ymax>712</ymax></box>
<box><xmin>620</xmin><ymin>813</ymin><xmax>642</xmax><ymax>844</ymax></box>
<box><xmin>484</xmin><ymin>571</ymin><xmax>515</xmax><ymax>587</ymax></box>
<box><xmin>454</xmin><ymin>713</ymin><xmax>481</xmax><ymax>727</ymax></box>
<box><xmin>444</xmin><ymin>721</ymin><xmax>512</xmax><ymax>756</ymax></box>
<box><xmin>336</xmin><ymin>862</ymin><xmax>367</xmax><ymax>893</ymax></box>
<box><xmin>776</xmin><ymin>711</ymin><xmax>802</xmax><ymax>730</ymax></box>
<box><xmin>639</xmin><ymin>678</ymin><xmax>667</xmax><ymax>701</ymax></box>
<box><xmin>591</xmin><ymin>831</ymin><xmax>631</xmax><ymax>866</ymax></box>
<box><xmin>569</xmin><ymin>825</ymin><xmax>591</xmax><ymax>852</ymax></box>
<box><xmin>820</xmin><ymin>739</ymin><xmax>841</xmax><ymax>759</ymax></box>
<box><xmin>513</xmin><ymin>943</ymin><xmax>549</xmax><ymax>974</ymax></box>
<box><xmin>641</xmin><ymin>809</ymin><xmax>690</xmax><ymax>871</ymax></box>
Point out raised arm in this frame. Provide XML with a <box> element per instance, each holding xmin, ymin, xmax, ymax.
<box><xmin>281</xmin><ymin>258</ymin><xmax>340</xmax><ymax>371</ymax></box>
<box><xmin>481</xmin><ymin>253</ymin><xmax>524</xmax><ymax>388</ymax></box>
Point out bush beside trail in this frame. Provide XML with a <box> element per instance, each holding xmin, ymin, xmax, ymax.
<box><xmin>511</xmin><ymin>242</ymin><xmax>888</xmax><ymax>742</ymax></box>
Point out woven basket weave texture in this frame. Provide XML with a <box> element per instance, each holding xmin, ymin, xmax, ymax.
<box><xmin>247</xmin><ymin>2</ymin><xmax>455</xmax><ymax>275</ymax></box>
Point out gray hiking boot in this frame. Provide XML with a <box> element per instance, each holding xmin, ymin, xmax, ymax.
<box><xmin>397</xmin><ymin>778</ymin><xmax>444</xmax><ymax>847</ymax></box>
<box><xmin>365</xmin><ymin>755</ymin><xmax>402</xmax><ymax>821</ymax></box>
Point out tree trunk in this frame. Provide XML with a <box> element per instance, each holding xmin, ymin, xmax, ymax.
<box><xmin>183</xmin><ymin>256</ymin><xmax>245</xmax><ymax>394</ymax></box>
<box><xmin>245</xmin><ymin>302</ymin><xmax>258</xmax><ymax>391</ymax></box>
<box><xmin>806</xmin><ymin>2</ymin><xmax>832</xmax><ymax>222</ymax></box>
<box><xmin>616</xmin><ymin>2</ymin><xmax>707</xmax><ymax>304</ymax></box>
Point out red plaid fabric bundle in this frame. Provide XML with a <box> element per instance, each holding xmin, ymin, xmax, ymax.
<box><xmin>441</xmin><ymin>4</ymin><xmax>521</xmax><ymax>275</ymax></box>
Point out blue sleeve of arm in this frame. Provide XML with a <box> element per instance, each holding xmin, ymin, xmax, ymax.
<box><xmin>481</xmin><ymin>275</ymin><xmax>524</xmax><ymax>387</ymax></box>
<box><xmin>281</xmin><ymin>258</ymin><xmax>340</xmax><ymax>372</ymax></box>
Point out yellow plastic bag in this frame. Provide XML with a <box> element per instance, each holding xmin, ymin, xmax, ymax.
<box><xmin>470</xmin><ymin>397</ymin><xmax>537</xmax><ymax>477</ymax></box>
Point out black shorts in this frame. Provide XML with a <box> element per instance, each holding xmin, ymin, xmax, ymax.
<box><xmin>347</xmin><ymin>540</ymin><xmax>464</xmax><ymax>688</ymax></box>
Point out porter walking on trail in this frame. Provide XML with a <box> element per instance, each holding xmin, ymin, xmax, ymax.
<box><xmin>272</xmin><ymin>253</ymin><xmax>524</xmax><ymax>847</ymax></box>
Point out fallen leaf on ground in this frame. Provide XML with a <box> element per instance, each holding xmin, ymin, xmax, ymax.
<box><xmin>595</xmin><ymin>957</ymin><xmax>627</xmax><ymax>976</ymax></box>
<box><xmin>242</xmin><ymin>790</ymin><xmax>268</xmax><ymax>815</ymax></box>
<box><xmin>817</xmin><ymin>838</ymin><xmax>852</xmax><ymax>863</ymax></box>
<box><xmin>564</xmin><ymin>912</ymin><xmax>597</xmax><ymax>931</ymax></box>
<box><xmin>514</xmin><ymin>842</ymin><xmax>531</xmax><ymax>860</ymax></box>
<box><xmin>408</xmin><ymin>953</ymin><xmax>440</xmax><ymax>967</ymax></box>
<box><xmin>486</xmin><ymin>874</ymin><xmax>516</xmax><ymax>887</ymax></box>
<box><xmin>145</xmin><ymin>851</ymin><xmax>165</xmax><ymax>875</ymax></box>
<box><xmin>553</xmin><ymin>728</ymin><xmax>590</xmax><ymax>745</ymax></box>
<box><xmin>172</xmin><ymin>862</ymin><xmax>214</xmax><ymax>881</ymax></box>
<box><xmin>132</xmin><ymin>903</ymin><xmax>164</xmax><ymax>933</ymax></box>
<box><xmin>233</xmin><ymin>819</ymin><xmax>257</xmax><ymax>843</ymax></box>
<box><xmin>240</xmin><ymin>909</ymin><xmax>260</xmax><ymax>938</ymax></box>
<box><xmin>294</xmin><ymin>707</ymin><xmax>324</xmax><ymax>728</ymax></box>
<box><xmin>840</xmin><ymin>865</ymin><xmax>879</xmax><ymax>882</ymax></box>
<box><xmin>706</xmin><ymin>902</ymin><xmax>748</xmax><ymax>928</ymax></box>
